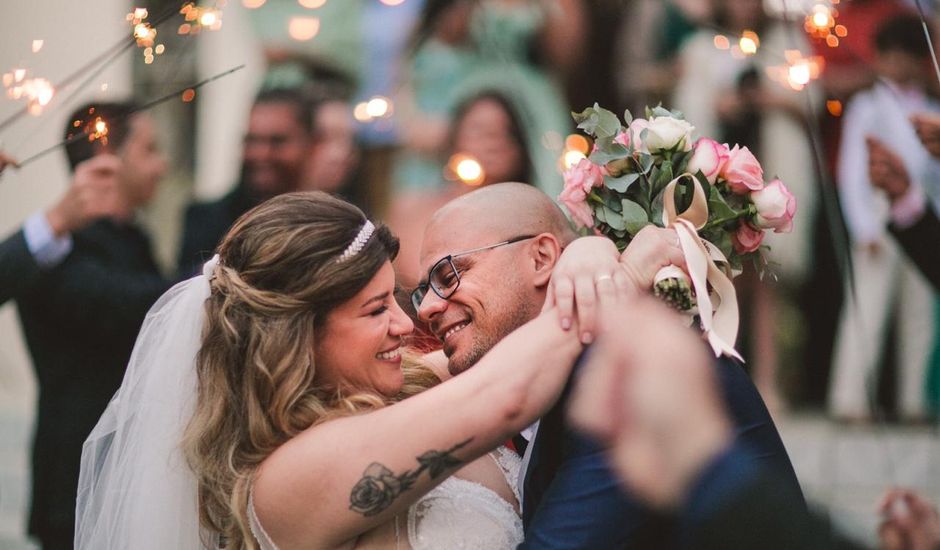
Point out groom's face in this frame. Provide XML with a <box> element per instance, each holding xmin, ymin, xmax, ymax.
<box><xmin>416</xmin><ymin>222</ymin><xmax>538</xmax><ymax>376</ymax></box>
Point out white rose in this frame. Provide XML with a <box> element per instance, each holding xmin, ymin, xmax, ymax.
<box><xmin>644</xmin><ymin>116</ymin><xmax>695</xmax><ymax>153</ymax></box>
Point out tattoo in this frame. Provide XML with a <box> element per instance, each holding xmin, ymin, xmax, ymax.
<box><xmin>348</xmin><ymin>438</ymin><xmax>472</xmax><ymax>517</ymax></box>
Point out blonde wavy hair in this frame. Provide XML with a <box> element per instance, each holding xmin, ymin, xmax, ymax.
<box><xmin>180</xmin><ymin>192</ymin><xmax>439</xmax><ymax>549</ymax></box>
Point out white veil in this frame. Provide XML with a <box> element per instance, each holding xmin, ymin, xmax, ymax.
<box><xmin>75</xmin><ymin>256</ymin><xmax>219</xmax><ymax>549</ymax></box>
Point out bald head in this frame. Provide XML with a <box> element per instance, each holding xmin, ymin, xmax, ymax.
<box><xmin>425</xmin><ymin>182</ymin><xmax>578</xmax><ymax>251</ymax></box>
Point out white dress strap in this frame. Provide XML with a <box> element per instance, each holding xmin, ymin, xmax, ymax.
<box><xmin>248</xmin><ymin>488</ymin><xmax>280</xmax><ymax>550</ymax></box>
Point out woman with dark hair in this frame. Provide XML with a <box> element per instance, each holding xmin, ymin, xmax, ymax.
<box><xmin>390</xmin><ymin>90</ymin><xmax>534</xmax><ymax>287</ymax></box>
<box><xmin>75</xmin><ymin>191</ymin><xmax>590</xmax><ymax>549</ymax></box>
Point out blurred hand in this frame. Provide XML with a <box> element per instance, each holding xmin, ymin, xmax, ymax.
<box><xmin>568</xmin><ymin>296</ymin><xmax>732</xmax><ymax>509</ymax></box>
<box><xmin>867</xmin><ymin>136</ymin><xmax>911</xmax><ymax>202</ymax></box>
<box><xmin>45</xmin><ymin>154</ymin><xmax>126</xmax><ymax>236</ymax></box>
<box><xmin>910</xmin><ymin>112</ymin><xmax>940</xmax><ymax>159</ymax></box>
<box><xmin>879</xmin><ymin>488</ymin><xmax>940</xmax><ymax>550</ymax></box>
<box><xmin>619</xmin><ymin>225</ymin><xmax>687</xmax><ymax>295</ymax></box>
<box><xmin>543</xmin><ymin>236</ymin><xmax>634</xmax><ymax>342</ymax></box>
<box><xmin>0</xmin><ymin>151</ymin><xmax>19</xmax><ymax>174</ymax></box>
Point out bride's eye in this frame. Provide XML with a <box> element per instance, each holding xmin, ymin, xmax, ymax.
<box><xmin>369</xmin><ymin>305</ymin><xmax>389</xmax><ymax>317</ymax></box>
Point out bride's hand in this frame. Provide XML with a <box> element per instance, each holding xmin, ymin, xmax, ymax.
<box><xmin>543</xmin><ymin>236</ymin><xmax>633</xmax><ymax>343</ymax></box>
<box><xmin>619</xmin><ymin>226</ymin><xmax>687</xmax><ymax>292</ymax></box>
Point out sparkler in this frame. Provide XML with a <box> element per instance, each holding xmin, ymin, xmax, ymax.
<box><xmin>0</xmin><ymin>0</ymin><xmax>189</xmax><ymax>133</ymax></box>
<box><xmin>913</xmin><ymin>0</ymin><xmax>940</xmax><ymax>89</ymax></box>
<box><xmin>15</xmin><ymin>64</ymin><xmax>245</xmax><ymax>168</ymax></box>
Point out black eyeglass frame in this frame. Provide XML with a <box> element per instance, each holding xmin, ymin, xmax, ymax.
<box><xmin>410</xmin><ymin>234</ymin><xmax>538</xmax><ymax>310</ymax></box>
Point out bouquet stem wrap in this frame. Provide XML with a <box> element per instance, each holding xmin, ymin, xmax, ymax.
<box><xmin>659</xmin><ymin>174</ymin><xmax>742</xmax><ymax>361</ymax></box>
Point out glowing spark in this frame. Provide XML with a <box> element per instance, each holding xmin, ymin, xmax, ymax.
<box><xmin>155</xmin><ymin>44</ymin><xmax>165</xmax><ymax>55</ymax></box>
<box><xmin>181</xmin><ymin>88</ymin><xmax>196</xmax><ymax>102</ymax></box>
<box><xmin>32</xmin><ymin>40</ymin><xmax>43</xmax><ymax>53</ymax></box>
<box><xmin>243</xmin><ymin>0</ymin><xmax>266</xmax><ymax>7</ymax></box>
<box><xmin>200</xmin><ymin>10</ymin><xmax>218</xmax><ymax>27</ymax></box>
<box><xmin>563</xmin><ymin>150</ymin><xmax>587</xmax><ymax>169</ymax></box>
<box><xmin>713</xmin><ymin>35</ymin><xmax>730</xmax><ymax>50</ymax></box>
<box><xmin>95</xmin><ymin>120</ymin><xmax>107</xmax><ymax>134</ymax></box>
<box><xmin>365</xmin><ymin>96</ymin><xmax>392</xmax><ymax>118</ymax></box>
<box><xmin>766</xmin><ymin>50</ymin><xmax>825</xmax><ymax>91</ymax></box>
<box><xmin>739</xmin><ymin>30</ymin><xmax>760</xmax><ymax>56</ymax></box>
<box><xmin>812</xmin><ymin>10</ymin><xmax>829</xmax><ymax>28</ymax></box>
<box><xmin>288</xmin><ymin>17</ymin><xmax>320</xmax><ymax>41</ymax></box>
<box><xmin>447</xmin><ymin>154</ymin><xmax>485</xmax><ymax>186</ymax></box>
<box><xmin>298</xmin><ymin>0</ymin><xmax>326</xmax><ymax>8</ymax></box>
<box><xmin>789</xmin><ymin>62</ymin><xmax>811</xmax><ymax>87</ymax></box>
<box><xmin>564</xmin><ymin>134</ymin><xmax>590</xmax><ymax>155</ymax></box>
<box><xmin>380</xmin><ymin>0</ymin><xmax>406</xmax><ymax>5</ymax></box>
<box><xmin>101</xmin><ymin>83</ymin><xmax>109</xmax><ymax>91</ymax></box>
<box><xmin>353</xmin><ymin>101</ymin><xmax>371</xmax><ymax>122</ymax></box>
<box><xmin>826</xmin><ymin>99</ymin><xmax>843</xmax><ymax>117</ymax></box>
<box><xmin>14</xmin><ymin>69</ymin><xmax>25</xmax><ymax>82</ymax></box>
<box><xmin>134</xmin><ymin>8</ymin><xmax>148</xmax><ymax>20</ymax></box>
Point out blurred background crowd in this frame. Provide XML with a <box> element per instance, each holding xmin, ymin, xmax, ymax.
<box><xmin>1</xmin><ymin>0</ymin><xmax>940</xmax><ymax>548</ymax></box>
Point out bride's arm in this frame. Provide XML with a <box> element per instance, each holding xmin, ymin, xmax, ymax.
<box><xmin>253</xmin><ymin>310</ymin><xmax>582</xmax><ymax>549</ymax></box>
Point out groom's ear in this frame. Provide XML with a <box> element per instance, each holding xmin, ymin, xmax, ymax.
<box><xmin>530</xmin><ymin>233</ymin><xmax>561</xmax><ymax>288</ymax></box>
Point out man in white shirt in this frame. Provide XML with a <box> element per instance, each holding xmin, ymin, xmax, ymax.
<box><xmin>829</xmin><ymin>13</ymin><xmax>940</xmax><ymax>421</ymax></box>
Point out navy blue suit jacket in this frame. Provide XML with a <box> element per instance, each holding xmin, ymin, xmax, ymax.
<box><xmin>519</xmin><ymin>355</ymin><xmax>803</xmax><ymax>549</ymax></box>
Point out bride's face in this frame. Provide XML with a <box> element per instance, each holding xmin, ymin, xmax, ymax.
<box><xmin>314</xmin><ymin>261</ymin><xmax>414</xmax><ymax>396</ymax></box>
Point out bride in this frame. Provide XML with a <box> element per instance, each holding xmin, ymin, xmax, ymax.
<box><xmin>75</xmin><ymin>191</ymin><xmax>626</xmax><ymax>549</ymax></box>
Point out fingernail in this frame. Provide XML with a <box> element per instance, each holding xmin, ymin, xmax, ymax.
<box><xmin>561</xmin><ymin>318</ymin><xmax>571</xmax><ymax>330</ymax></box>
<box><xmin>581</xmin><ymin>332</ymin><xmax>593</xmax><ymax>344</ymax></box>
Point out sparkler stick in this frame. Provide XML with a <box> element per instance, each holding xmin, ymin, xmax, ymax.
<box><xmin>914</xmin><ymin>0</ymin><xmax>940</xmax><ymax>88</ymax></box>
<box><xmin>0</xmin><ymin>0</ymin><xmax>188</xmax><ymax>134</ymax></box>
<box><xmin>15</xmin><ymin>64</ymin><xmax>245</xmax><ymax>168</ymax></box>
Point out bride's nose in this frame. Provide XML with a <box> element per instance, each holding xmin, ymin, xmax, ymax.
<box><xmin>389</xmin><ymin>300</ymin><xmax>415</xmax><ymax>336</ymax></box>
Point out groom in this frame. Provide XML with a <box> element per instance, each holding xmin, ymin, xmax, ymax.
<box><xmin>414</xmin><ymin>182</ymin><xmax>803</xmax><ymax>548</ymax></box>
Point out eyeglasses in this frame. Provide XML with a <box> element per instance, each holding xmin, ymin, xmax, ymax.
<box><xmin>411</xmin><ymin>235</ymin><xmax>537</xmax><ymax>311</ymax></box>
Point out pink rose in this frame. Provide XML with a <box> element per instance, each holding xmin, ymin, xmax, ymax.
<box><xmin>731</xmin><ymin>221</ymin><xmax>764</xmax><ymax>254</ymax></box>
<box><xmin>558</xmin><ymin>183</ymin><xmax>595</xmax><ymax>229</ymax></box>
<box><xmin>750</xmin><ymin>178</ymin><xmax>796</xmax><ymax>233</ymax></box>
<box><xmin>687</xmin><ymin>138</ymin><xmax>729</xmax><ymax>184</ymax></box>
<box><xmin>721</xmin><ymin>145</ymin><xmax>764</xmax><ymax>194</ymax></box>
<box><xmin>563</xmin><ymin>158</ymin><xmax>604</xmax><ymax>194</ymax></box>
<box><xmin>614</xmin><ymin>130</ymin><xmax>630</xmax><ymax>148</ymax></box>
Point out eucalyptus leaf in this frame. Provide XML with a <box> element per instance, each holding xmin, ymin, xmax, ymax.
<box><xmin>621</xmin><ymin>199</ymin><xmax>650</xmax><ymax>236</ymax></box>
<box><xmin>651</xmin><ymin>105</ymin><xmax>674</xmax><ymax>119</ymax></box>
<box><xmin>606</xmin><ymin>172</ymin><xmax>640</xmax><ymax>193</ymax></box>
<box><xmin>638</xmin><ymin>153</ymin><xmax>655</xmax><ymax>174</ymax></box>
<box><xmin>603</xmin><ymin>206</ymin><xmax>626</xmax><ymax>230</ymax></box>
<box><xmin>623</xmin><ymin>109</ymin><xmax>633</xmax><ymax>125</ymax></box>
<box><xmin>653</xmin><ymin>161</ymin><xmax>674</xmax><ymax>196</ymax></box>
<box><xmin>590</xmin><ymin>143</ymin><xmax>630</xmax><ymax>165</ymax></box>
<box><xmin>593</xmin><ymin>203</ymin><xmax>607</xmax><ymax>224</ymax></box>
<box><xmin>575</xmin><ymin>103</ymin><xmax>621</xmax><ymax>139</ymax></box>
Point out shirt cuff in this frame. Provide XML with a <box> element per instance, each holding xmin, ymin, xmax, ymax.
<box><xmin>23</xmin><ymin>211</ymin><xmax>73</xmax><ymax>269</ymax></box>
<box><xmin>890</xmin><ymin>188</ymin><xmax>927</xmax><ymax>229</ymax></box>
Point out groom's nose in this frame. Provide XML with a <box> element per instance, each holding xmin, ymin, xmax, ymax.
<box><xmin>416</xmin><ymin>290</ymin><xmax>448</xmax><ymax>324</ymax></box>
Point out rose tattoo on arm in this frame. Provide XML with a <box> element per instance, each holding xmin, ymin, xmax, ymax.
<box><xmin>348</xmin><ymin>438</ymin><xmax>472</xmax><ymax>517</ymax></box>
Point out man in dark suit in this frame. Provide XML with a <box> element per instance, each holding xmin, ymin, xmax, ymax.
<box><xmin>15</xmin><ymin>102</ymin><xmax>171</xmax><ymax>549</ymax></box>
<box><xmin>0</xmin><ymin>153</ymin><xmax>124</xmax><ymax>306</ymax></box>
<box><xmin>177</xmin><ymin>89</ymin><xmax>358</xmax><ymax>276</ymax></box>
<box><xmin>414</xmin><ymin>183</ymin><xmax>802</xmax><ymax>549</ymax></box>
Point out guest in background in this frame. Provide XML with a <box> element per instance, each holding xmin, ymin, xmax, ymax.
<box><xmin>0</xmin><ymin>152</ymin><xmax>124</xmax><ymax>306</ymax></box>
<box><xmin>389</xmin><ymin>90</ymin><xmax>533</xmax><ymax>287</ymax></box>
<box><xmin>178</xmin><ymin>88</ymin><xmax>354</xmax><ymax>276</ymax></box>
<box><xmin>673</xmin><ymin>0</ymin><xmax>820</xmax><ymax>412</ymax></box>
<box><xmin>569</xmin><ymin>297</ymin><xmax>938</xmax><ymax>550</ymax></box>
<box><xmin>15</xmin><ymin>101</ymin><xmax>170</xmax><ymax>550</ymax></box>
<box><xmin>829</xmin><ymin>14</ymin><xmax>940</xmax><ymax>423</ymax></box>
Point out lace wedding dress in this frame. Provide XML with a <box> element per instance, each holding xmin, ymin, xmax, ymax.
<box><xmin>248</xmin><ymin>447</ymin><xmax>523</xmax><ymax>549</ymax></box>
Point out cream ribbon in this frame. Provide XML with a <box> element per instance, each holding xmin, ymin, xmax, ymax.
<box><xmin>659</xmin><ymin>174</ymin><xmax>743</xmax><ymax>362</ymax></box>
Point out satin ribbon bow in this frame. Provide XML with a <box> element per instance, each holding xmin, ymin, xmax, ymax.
<box><xmin>660</xmin><ymin>174</ymin><xmax>743</xmax><ymax>362</ymax></box>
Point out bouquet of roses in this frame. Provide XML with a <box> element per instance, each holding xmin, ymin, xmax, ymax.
<box><xmin>558</xmin><ymin>105</ymin><xmax>796</xmax><ymax>359</ymax></box>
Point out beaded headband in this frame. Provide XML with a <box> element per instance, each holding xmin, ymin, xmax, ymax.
<box><xmin>336</xmin><ymin>220</ymin><xmax>375</xmax><ymax>263</ymax></box>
